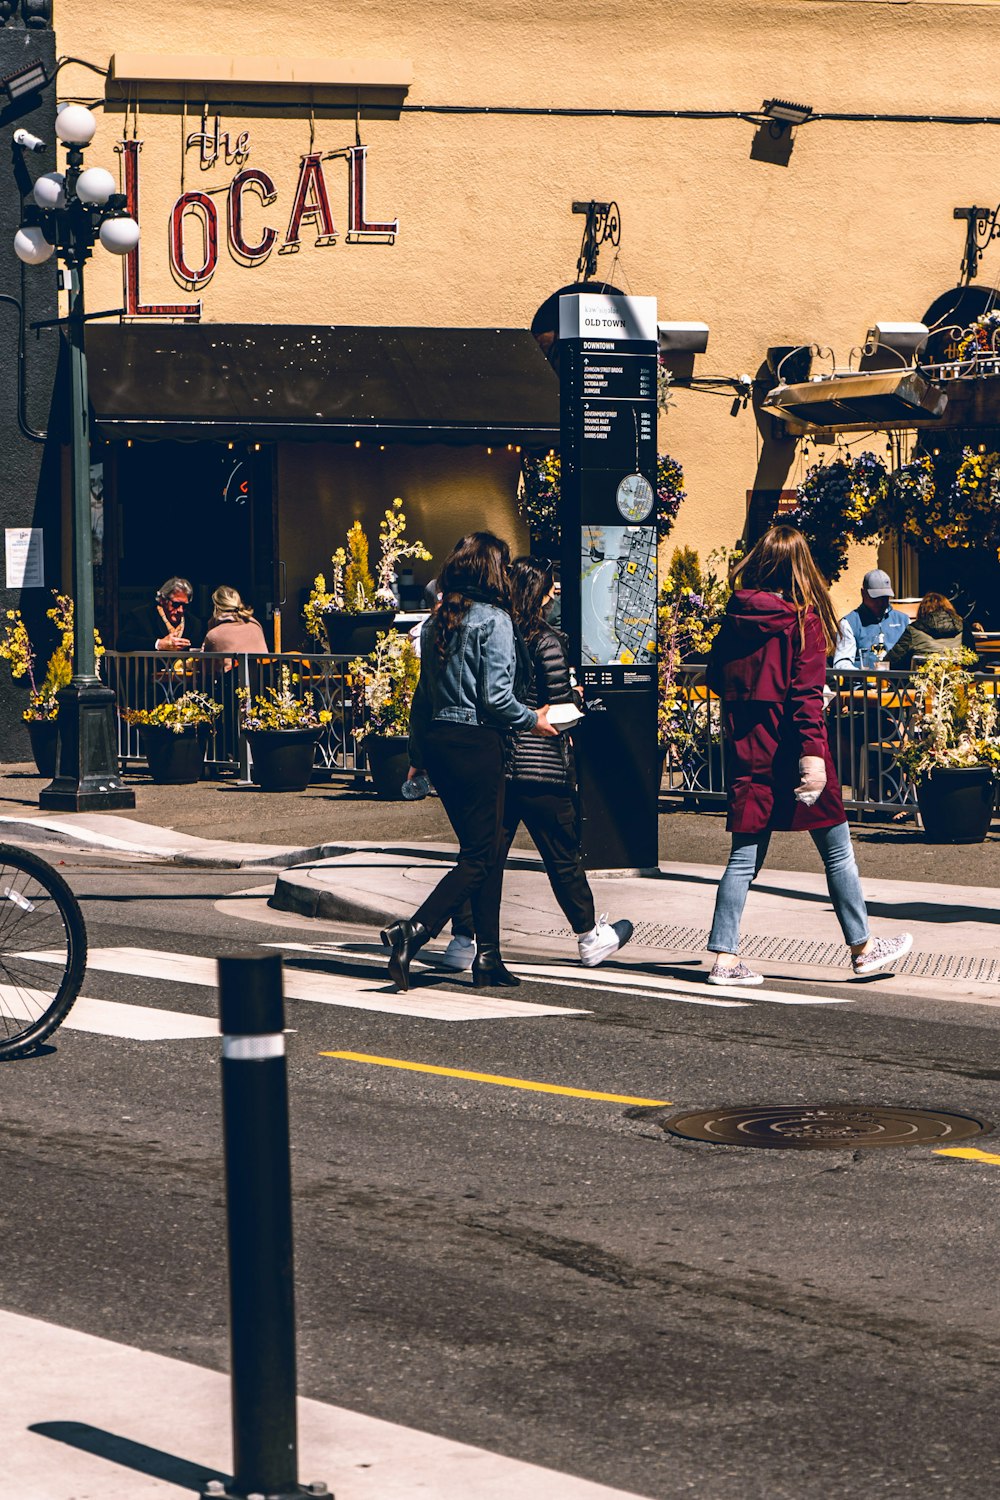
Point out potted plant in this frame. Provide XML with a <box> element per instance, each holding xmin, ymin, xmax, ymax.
<box><xmin>0</xmin><ymin>593</ymin><xmax>103</xmax><ymax>776</ymax></box>
<box><xmin>349</xmin><ymin>631</ymin><xmax>421</xmax><ymax>799</ymax></box>
<box><xmin>237</xmin><ymin>666</ymin><xmax>331</xmax><ymax>792</ymax></box>
<box><xmin>895</xmin><ymin>650</ymin><xmax>1000</xmax><ymax>843</ymax></box>
<box><xmin>122</xmin><ymin>691</ymin><xmax>222</xmax><ymax>784</ymax></box>
<box><xmin>303</xmin><ymin>498</ymin><xmax>431</xmax><ymax>655</ymax></box>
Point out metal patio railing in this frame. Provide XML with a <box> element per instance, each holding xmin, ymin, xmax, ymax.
<box><xmin>103</xmin><ymin>650</ymin><xmax>366</xmax><ymax>777</ymax></box>
<box><xmin>660</xmin><ymin>664</ymin><xmax>992</xmax><ymax>816</ymax></box>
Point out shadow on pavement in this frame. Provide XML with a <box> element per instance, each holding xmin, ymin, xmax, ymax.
<box><xmin>29</xmin><ymin>1421</ymin><xmax>229</xmax><ymax>1489</ymax></box>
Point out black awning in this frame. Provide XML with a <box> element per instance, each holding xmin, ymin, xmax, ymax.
<box><xmin>86</xmin><ymin>323</ymin><xmax>560</xmax><ymax>445</ymax></box>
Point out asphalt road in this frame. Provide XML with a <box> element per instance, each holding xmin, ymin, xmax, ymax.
<box><xmin>3</xmin><ymin>852</ymin><xmax>1000</xmax><ymax>1499</ymax></box>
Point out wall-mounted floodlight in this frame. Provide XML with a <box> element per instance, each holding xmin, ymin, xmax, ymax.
<box><xmin>867</xmin><ymin>321</ymin><xmax>929</xmax><ymax>358</ymax></box>
<box><xmin>657</xmin><ymin>321</ymin><xmax>709</xmax><ymax>355</ymax></box>
<box><xmin>761</xmin><ymin>98</ymin><xmax>813</xmax><ymax>127</ymax></box>
<box><xmin>1</xmin><ymin>60</ymin><xmax>48</xmax><ymax>102</ymax></box>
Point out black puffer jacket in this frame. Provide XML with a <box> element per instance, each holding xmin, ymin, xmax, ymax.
<box><xmin>887</xmin><ymin>609</ymin><xmax>964</xmax><ymax>670</ymax></box>
<box><xmin>506</xmin><ymin>625</ymin><xmax>579</xmax><ymax>785</ymax></box>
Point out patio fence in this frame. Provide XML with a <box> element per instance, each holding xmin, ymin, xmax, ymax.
<box><xmin>103</xmin><ymin>651</ymin><xmax>366</xmax><ymax>778</ymax></box>
<box><xmin>104</xmin><ymin>652</ymin><xmax>964</xmax><ymax>815</ymax></box>
<box><xmin>660</xmin><ymin>664</ymin><xmax>970</xmax><ymax>816</ymax></box>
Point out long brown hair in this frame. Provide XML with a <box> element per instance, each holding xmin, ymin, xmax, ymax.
<box><xmin>509</xmin><ymin>555</ymin><xmax>555</xmax><ymax>643</ymax></box>
<box><xmin>431</xmin><ymin>531</ymin><xmax>512</xmax><ymax>662</ymax></box>
<box><xmin>730</xmin><ymin>526</ymin><xmax>840</xmax><ymax>652</ymax></box>
<box><xmin>916</xmin><ymin>591</ymin><xmax>961</xmax><ymax>625</ymax></box>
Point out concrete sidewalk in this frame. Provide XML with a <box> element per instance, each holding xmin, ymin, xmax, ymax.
<box><xmin>3</xmin><ymin>760</ymin><xmax>1000</xmax><ymax>1002</ymax></box>
<box><xmin>270</xmin><ymin>843</ymin><xmax>1000</xmax><ymax>1005</ymax></box>
<box><xmin>2</xmin><ymin>1310</ymin><xmax>650</xmax><ymax>1500</ymax></box>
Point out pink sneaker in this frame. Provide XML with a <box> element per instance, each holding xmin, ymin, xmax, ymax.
<box><xmin>852</xmin><ymin>933</ymin><xmax>913</xmax><ymax>976</ymax></box>
<box><xmin>708</xmin><ymin>960</ymin><xmax>763</xmax><ymax>987</ymax></box>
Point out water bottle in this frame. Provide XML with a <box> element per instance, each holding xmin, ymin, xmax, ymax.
<box><xmin>873</xmin><ymin>628</ymin><xmax>888</xmax><ymax>673</ymax></box>
<box><xmin>401</xmin><ymin>770</ymin><xmax>431</xmax><ymax>800</ymax></box>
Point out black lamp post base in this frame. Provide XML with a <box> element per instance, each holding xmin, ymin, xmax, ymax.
<box><xmin>39</xmin><ymin>680</ymin><xmax>136</xmax><ymax>812</ymax></box>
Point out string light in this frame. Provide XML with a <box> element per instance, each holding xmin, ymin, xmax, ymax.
<box><xmin>486</xmin><ymin>446</ymin><xmax>492</xmax><ymax>455</ymax></box>
<box><xmin>355</xmin><ymin>439</ymin><xmax>361</xmax><ymax>448</ymax></box>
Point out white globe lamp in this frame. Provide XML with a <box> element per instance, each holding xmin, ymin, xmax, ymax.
<box><xmin>32</xmin><ymin>172</ymin><xmax>66</xmax><ymax>211</ymax></box>
<box><xmin>54</xmin><ymin>104</ymin><xmax>97</xmax><ymax>146</ymax></box>
<box><xmin>99</xmin><ymin>216</ymin><xmax>140</xmax><ymax>255</ymax></box>
<box><xmin>13</xmin><ymin>225</ymin><xmax>54</xmax><ymax>265</ymax></box>
<box><xmin>76</xmin><ymin>166</ymin><xmax>116</xmax><ymax>206</ymax></box>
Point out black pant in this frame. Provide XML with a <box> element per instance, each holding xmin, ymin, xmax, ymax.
<box><xmin>454</xmin><ymin>780</ymin><xmax>596</xmax><ymax>938</ymax></box>
<box><xmin>412</xmin><ymin>723</ymin><xmax>507</xmax><ymax>947</ymax></box>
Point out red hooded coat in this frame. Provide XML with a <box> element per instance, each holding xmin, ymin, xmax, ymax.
<box><xmin>706</xmin><ymin>589</ymin><xmax>846</xmax><ymax>833</ymax></box>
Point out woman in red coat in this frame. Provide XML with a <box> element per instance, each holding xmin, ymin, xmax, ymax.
<box><xmin>704</xmin><ymin>526</ymin><xmax>912</xmax><ymax>985</ymax></box>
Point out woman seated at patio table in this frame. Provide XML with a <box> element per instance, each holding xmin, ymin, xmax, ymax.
<box><xmin>887</xmin><ymin>592</ymin><xmax>964</xmax><ymax>671</ymax></box>
<box><xmin>201</xmin><ymin>585</ymin><xmax>268</xmax><ymax>657</ymax></box>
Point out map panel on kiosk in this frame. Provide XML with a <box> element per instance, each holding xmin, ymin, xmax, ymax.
<box><xmin>580</xmin><ymin>524</ymin><xmax>657</xmax><ymax>667</ymax></box>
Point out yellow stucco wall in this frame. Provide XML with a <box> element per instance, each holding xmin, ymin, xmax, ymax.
<box><xmin>53</xmin><ymin>0</ymin><xmax>1000</xmax><ymax>616</ymax></box>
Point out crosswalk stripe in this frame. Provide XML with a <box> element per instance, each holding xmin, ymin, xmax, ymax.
<box><xmin>506</xmin><ymin>960</ymin><xmax>853</xmax><ymax>1006</ymax></box>
<box><xmin>282</xmin><ymin>942</ymin><xmax>845</xmax><ymax>1008</ymax></box>
<box><xmin>63</xmin><ymin>996</ymin><xmax>219</xmax><ymax>1040</ymax></box>
<box><xmin>0</xmin><ymin>983</ymin><xmax>217</xmax><ymax>1041</ymax></box>
<box><xmin>23</xmin><ymin>947</ymin><xmax>589</xmax><ymax>1024</ymax></box>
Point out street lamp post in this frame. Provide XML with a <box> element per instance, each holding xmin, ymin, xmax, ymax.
<box><xmin>15</xmin><ymin>104</ymin><xmax>138</xmax><ymax>810</ymax></box>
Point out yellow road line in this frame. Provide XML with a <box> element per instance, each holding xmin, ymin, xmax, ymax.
<box><xmin>934</xmin><ymin>1147</ymin><xmax>1000</xmax><ymax>1166</ymax></box>
<box><xmin>319</xmin><ymin>1050</ymin><xmax>670</xmax><ymax>1106</ymax></box>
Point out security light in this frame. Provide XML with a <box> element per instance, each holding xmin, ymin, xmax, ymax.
<box><xmin>762</xmin><ymin>98</ymin><xmax>813</xmax><ymax>126</ymax></box>
<box><xmin>657</xmin><ymin>321</ymin><xmax>710</xmax><ymax>354</ymax></box>
<box><xmin>867</xmin><ymin>321</ymin><xmax>930</xmax><ymax>357</ymax></box>
<box><xmin>1</xmin><ymin>60</ymin><xmax>47</xmax><ymax>102</ymax></box>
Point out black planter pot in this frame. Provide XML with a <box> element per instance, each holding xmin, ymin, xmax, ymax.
<box><xmin>141</xmin><ymin>724</ymin><xmax>207</xmax><ymax>785</ymax></box>
<box><xmin>322</xmin><ymin>609</ymin><xmax>396</xmax><ymax>656</ymax></box>
<box><xmin>365</xmin><ymin>733</ymin><xmax>410</xmax><ymax>799</ymax></box>
<box><xmin>245</xmin><ymin>727</ymin><xmax>320</xmax><ymax>792</ymax></box>
<box><xmin>916</xmin><ymin>765</ymin><xmax>996</xmax><ymax>844</ymax></box>
<box><xmin>27</xmin><ymin>718</ymin><xmax>59</xmax><ymax>778</ymax></box>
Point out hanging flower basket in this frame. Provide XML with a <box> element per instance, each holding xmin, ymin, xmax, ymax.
<box><xmin>518</xmin><ymin>451</ymin><xmax>686</xmax><ymax>549</ymax></box>
<box><xmin>777</xmin><ymin>451</ymin><xmax>889</xmax><ymax>582</ymax></box>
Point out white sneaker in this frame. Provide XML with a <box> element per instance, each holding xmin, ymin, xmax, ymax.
<box><xmin>578</xmin><ymin>915</ymin><xmax>634</xmax><ymax>967</ymax></box>
<box><xmin>438</xmin><ymin>934</ymin><xmax>476</xmax><ymax>971</ymax></box>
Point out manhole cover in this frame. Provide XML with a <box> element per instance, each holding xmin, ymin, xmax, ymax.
<box><xmin>662</xmin><ymin>1104</ymin><xmax>991</xmax><ymax>1150</ymax></box>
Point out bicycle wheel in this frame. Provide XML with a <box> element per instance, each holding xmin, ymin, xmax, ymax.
<box><xmin>0</xmin><ymin>843</ymin><xmax>87</xmax><ymax>1059</ymax></box>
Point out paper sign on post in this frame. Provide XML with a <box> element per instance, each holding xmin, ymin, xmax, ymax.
<box><xmin>4</xmin><ymin>528</ymin><xmax>44</xmax><ymax>589</ymax></box>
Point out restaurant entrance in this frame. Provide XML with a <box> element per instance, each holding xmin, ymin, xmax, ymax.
<box><xmin>104</xmin><ymin>441</ymin><xmax>275</xmax><ymax>648</ymax></box>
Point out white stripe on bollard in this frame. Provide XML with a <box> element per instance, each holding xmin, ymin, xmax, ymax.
<box><xmin>222</xmin><ymin>1035</ymin><xmax>285</xmax><ymax>1060</ymax></box>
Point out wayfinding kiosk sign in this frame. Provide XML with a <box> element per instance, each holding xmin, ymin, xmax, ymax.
<box><xmin>558</xmin><ymin>293</ymin><xmax>659</xmax><ymax>871</ymax></box>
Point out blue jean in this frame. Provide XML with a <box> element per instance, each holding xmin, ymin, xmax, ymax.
<box><xmin>708</xmin><ymin>821</ymin><xmax>870</xmax><ymax>955</ymax></box>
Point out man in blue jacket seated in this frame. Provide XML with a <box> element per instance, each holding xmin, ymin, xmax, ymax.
<box><xmin>832</xmin><ymin>569</ymin><xmax>909</xmax><ymax>670</ymax></box>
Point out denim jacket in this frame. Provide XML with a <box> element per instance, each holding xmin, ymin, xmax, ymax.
<box><xmin>408</xmin><ymin>601</ymin><xmax>537</xmax><ymax>768</ymax></box>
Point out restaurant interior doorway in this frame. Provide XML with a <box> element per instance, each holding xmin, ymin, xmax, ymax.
<box><xmin>103</xmin><ymin>440</ymin><xmax>275</xmax><ymax>648</ymax></box>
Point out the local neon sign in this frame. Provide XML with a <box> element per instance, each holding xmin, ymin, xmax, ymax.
<box><xmin>119</xmin><ymin>133</ymin><xmax>399</xmax><ymax>320</ymax></box>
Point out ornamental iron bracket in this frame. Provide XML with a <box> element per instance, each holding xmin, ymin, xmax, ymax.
<box><xmin>954</xmin><ymin>205</ymin><xmax>1000</xmax><ymax>284</ymax></box>
<box><xmin>572</xmin><ymin>199</ymin><xmax>620</xmax><ymax>282</ymax></box>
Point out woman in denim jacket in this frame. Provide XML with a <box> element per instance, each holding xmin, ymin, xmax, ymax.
<box><xmin>381</xmin><ymin>532</ymin><xmax>556</xmax><ymax>990</ymax></box>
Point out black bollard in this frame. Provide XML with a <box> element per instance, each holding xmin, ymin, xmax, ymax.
<box><xmin>201</xmin><ymin>953</ymin><xmax>330</xmax><ymax>1500</ymax></box>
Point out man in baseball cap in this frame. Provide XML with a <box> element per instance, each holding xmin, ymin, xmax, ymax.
<box><xmin>833</xmin><ymin>569</ymin><xmax>909</xmax><ymax>669</ymax></box>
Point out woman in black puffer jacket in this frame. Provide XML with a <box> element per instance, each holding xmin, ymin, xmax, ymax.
<box><xmin>887</xmin><ymin>592</ymin><xmax>965</xmax><ymax>671</ymax></box>
<box><xmin>500</xmin><ymin>557</ymin><xmax>632</xmax><ymax>967</ymax></box>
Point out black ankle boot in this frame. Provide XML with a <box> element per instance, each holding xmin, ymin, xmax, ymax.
<box><xmin>381</xmin><ymin>919</ymin><xmax>430</xmax><ymax>992</ymax></box>
<box><xmin>471</xmin><ymin>946</ymin><xmax>521</xmax><ymax>988</ymax></box>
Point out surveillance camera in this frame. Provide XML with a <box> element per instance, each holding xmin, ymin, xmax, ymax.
<box><xmin>737</xmin><ymin>374</ymin><xmax>753</xmax><ymax>389</ymax></box>
<box><xmin>13</xmin><ymin>129</ymin><xmax>46</xmax><ymax>154</ymax></box>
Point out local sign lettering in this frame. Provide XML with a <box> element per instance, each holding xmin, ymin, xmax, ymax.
<box><xmin>119</xmin><ymin>129</ymin><xmax>398</xmax><ymax>321</ymax></box>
